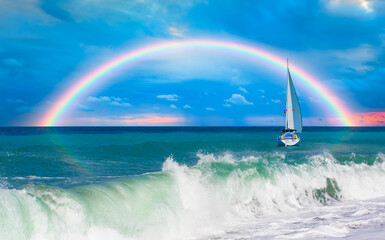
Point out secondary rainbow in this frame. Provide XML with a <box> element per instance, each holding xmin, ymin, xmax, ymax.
<box><xmin>40</xmin><ymin>39</ymin><xmax>353</xmax><ymax>126</ymax></box>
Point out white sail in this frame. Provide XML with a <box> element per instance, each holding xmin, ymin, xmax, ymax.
<box><xmin>285</xmin><ymin>60</ymin><xmax>302</xmax><ymax>133</ymax></box>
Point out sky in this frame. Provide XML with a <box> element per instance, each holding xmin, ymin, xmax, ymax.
<box><xmin>1</xmin><ymin>0</ymin><xmax>385</xmax><ymax>126</ymax></box>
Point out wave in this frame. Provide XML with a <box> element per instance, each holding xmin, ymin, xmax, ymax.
<box><xmin>1</xmin><ymin>152</ymin><xmax>385</xmax><ymax>240</ymax></box>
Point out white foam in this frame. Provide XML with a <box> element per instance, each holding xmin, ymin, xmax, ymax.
<box><xmin>2</xmin><ymin>152</ymin><xmax>385</xmax><ymax>240</ymax></box>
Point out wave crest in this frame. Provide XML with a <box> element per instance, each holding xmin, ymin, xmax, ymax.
<box><xmin>1</xmin><ymin>152</ymin><xmax>385</xmax><ymax>239</ymax></box>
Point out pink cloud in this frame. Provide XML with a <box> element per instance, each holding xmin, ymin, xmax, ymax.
<box><xmin>123</xmin><ymin>116</ymin><xmax>184</xmax><ymax>126</ymax></box>
<box><xmin>348</xmin><ymin>112</ymin><xmax>385</xmax><ymax>126</ymax></box>
<box><xmin>48</xmin><ymin>114</ymin><xmax>185</xmax><ymax>126</ymax></box>
<box><xmin>325</xmin><ymin>112</ymin><xmax>385</xmax><ymax>126</ymax></box>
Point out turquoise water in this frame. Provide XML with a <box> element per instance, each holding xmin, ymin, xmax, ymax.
<box><xmin>1</xmin><ymin>127</ymin><xmax>385</xmax><ymax>239</ymax></box>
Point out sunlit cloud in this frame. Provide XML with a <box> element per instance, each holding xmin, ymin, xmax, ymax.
<box><xmin>77</xmin><ymin>104</ymin><xmax>93</xmax><ymax>112</ymax></box>
<box><xmin>225</xmin><ymin>94</ymin><xmax>253</xmax><ymax>105</ymax></box>
<box><xmin>123</xmin><ymin>115</ymin><xmax>184</xmax><ymax>126</ymax></box>
<box><xmin>110</xmin><ymin>101</ymin><xmax>132</xmax><ymax>107</ymax></box>
<box><xmin>88</xmin><ymin>96</ymin><xmax>116</xmax><ymax>102</ymax></box>
<box><xmin>56</xmin><ymin>114</ymin><xmax>185</xmax><ymax>126</ymax></box>
<box><xmin>360</xmin><ymin>0</ymin><xmax>373</xmax><ymax>12</ymax></box>
<box><xmin>323</xmin><ymin>112</ymin><xmax>385</xmax><ymax>126</ymax></box>
<box><xmin>349</xmin><ymin>112</ymin><xmax>385</xmax><ymax>126</ymax></box>
<box><xmin>169</xmin><ymin>27</ymin><xmax>184</xmax><ymax>37</ymax></box>
<box><xmin>327</xmin><ymin>0</ymin><xmax>374</xmax><ymax>13</ymax></box>
<box><xmin>238</xmin><ymin>87</ymin><xmax>248</xmax><ymax>93</ymax></box>
<box><xmin>87</xmin><ymin>96</ymin><xmax>131</xmax><ymax>107</ymax></box>
<box><xmin>157</xmin><ymin>94</ymin><xmax>179</xmax><ymax>101</ymax></box>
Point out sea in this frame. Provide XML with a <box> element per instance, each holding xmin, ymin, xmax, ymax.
<box><xmin>1</xmin><ymin>127</ymin><xmax>385</xmax><ymax>240</ymax></box>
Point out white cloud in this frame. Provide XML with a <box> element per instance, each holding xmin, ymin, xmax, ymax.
<box><xmin>225</xmin><ymin>94</ymin><xmax>253</xmax><ymax>105</ymax></box>
<box><xmin>205</xmin><ymin>107</ymin><xmax>215</xmax><ymax>111</ymax></box>
<box><xmin>327</xmin><ymin>0</ymin><xmax>374</xmax><ymax>13</ymax></box>
<box><xmin>183</xmin><ymin>105</ymin><xmax>191</xmax><ymax>109</ymax></box>
<box><xmin>110</xmin><ymin>101</ymin><xmax>132</xmax><ymax>107</ymax></box>
<box><xmin>223</xmin><ymin>103</ymin><xmax>231</xmax><ymax>107</ymax></box>
<box><xmin>322</xmin><ymin>0</ymin><xmax>383</xmax><ymax>19</ymax></box>
<box><xmin>157</xmin><ymin>94</ymin><xmax>179</xmax><ymax>101</ymax></box>
<box><xmin>87</xmin><ymin>96</ymin><xmax>131</xmax><ymax>107</ymax></box>
<box><xmin>271</xmin><ymin>99</ymin><xmax>281</xmax><ymax>104</ymax></box>
<box><xmin>169</xmin><ymin>104</ymin><xmax>177</xmax><ymax>109</ymax></box>
<box><xmin>87</xmin><ymin>96</ymin><xmax>111</xmax><ymax>102</ymax></box>
<box><xmin>77</xmin><ymin>104</ymin><xmax>93</xmax><ymax>112</ymax></box>
<box><xmin>238</xmin><ymin>87</ymin><xmax>248</xmax><ymax>93</ymax></box>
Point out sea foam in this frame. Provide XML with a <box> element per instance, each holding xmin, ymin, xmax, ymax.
<box><xmin>1</xmin><ymin>152</ymin><xmax>385</xmax><ymax>239</ymax></box>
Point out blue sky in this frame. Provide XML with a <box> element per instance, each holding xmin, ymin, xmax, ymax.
<box><xmin>1</xmin><ymin>0</ymin><xmax>385</xmax><ymax>126</ymax></box>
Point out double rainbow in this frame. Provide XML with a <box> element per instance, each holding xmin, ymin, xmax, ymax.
<box><xmin>40</xmin><ymin>39</ymin><xmax>352</xmax><ymax>126</ymax></box>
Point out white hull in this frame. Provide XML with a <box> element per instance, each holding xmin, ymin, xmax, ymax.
<box><xmin>277</xmin><ymin>137</ymin><xmax>300</xmax><ymax>146</ymax></box>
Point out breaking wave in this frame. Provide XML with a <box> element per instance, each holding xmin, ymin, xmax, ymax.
<box><xmin>1</xmin><ymin>152</ymin><xmax>385</xmax><ymax>240</ymax></box>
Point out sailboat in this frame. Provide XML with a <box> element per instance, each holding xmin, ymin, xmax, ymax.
<box><xmin>277</xmin><ymin>59</ymin><xmax>302</xmax><ymax>146</ymax></box>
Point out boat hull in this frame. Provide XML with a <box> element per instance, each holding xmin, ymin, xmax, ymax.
<box><xmin>277</xmin><ymin>137</ymin><xmax>300</xmax><ymax>146</ymax></box>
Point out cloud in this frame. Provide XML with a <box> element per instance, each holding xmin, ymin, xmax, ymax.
<box><xmin>3</xmin><ymin>58</ymin><xmax>23</xmax><ymax>67</ymax></box>
<box><xmin>169</xmin><ymin>104</ymin><xmax>177</xmax><ymax>109</ymax></box>
<box><xmin>110</xmin><ymin>101</ymin><xmax>132</xmax><ymax>107</ymax></box>
<box><xmin>77</xmin><ymin>104</ymin><xmax>93</xmax><ymax>112</ymax></box>
<box><xmin>318</xmin><ymin>112</ymin><xmax>385</xmax><ymax>126</ymax></box>
<box><xmin>87</xmin><ymin>96</ymin><xmax>131</xmax><ymax>107</ymax></box>
<box><xmin>205</xmin><ymin>107</ymin><xmax>215</xmax><ymax>111</ymax></box>
<box><xmin>169</xmin><ymin>27</ymin><xmax>184</xmax><ymax>37</ymax></box>
<box><xmin>183</xmin><ymin>105</ymin><xmax>191</xmax><ymax>109</ymax></box>
<box><xmin>87</xmin><ymin>96</ymin><xmax>112</xmax><ymax>102</ymax></box>
<box><xmin>225</xmin><ymin>94</ymin><xmax>253</xmax><ymax>105</ymax></box>
<box><xmin>123</xmin><ymin>115</ymin><xmax>184</xmax><ymax>126</ymax></box>
<box><xmin>62</xmin><ymin>114</ymin><xmax>186</xmax><ymax>126</ymax></box>
<box><xmin>223</xmin><ymin>103</ymin><xmax>231</xmax><ymax>107</ymax></box>
<box><xmin>271</xmin><ymin>99</ymin><xmax>281</xmax><ymax>104</ymax></box>
<box><xmin>332</xmin><ymin>44</ymin><xmax>378</xmax><ymax>72</ymax></box>
<box><xmin>326</xmin><ymin>0</ymin><xmax>374</xmax><ymax>13</ymax></box>
<box><xmin>348</xmin><ymin>112</ymin><xmax>385</xmax><ymax>126</ymax></box>
<box><xmin>238</xmin><ymin>87</ymin><xmax>248</xmax><ymax>93</ymax></box>
<box><xmin>157</xmin><ymin>94</ymin><xmax>179</xmax><ymax>101</ymax></box>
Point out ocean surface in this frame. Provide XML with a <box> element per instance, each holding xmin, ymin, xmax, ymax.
<box><xmin>1</xmin><ymin>127</ymin><xmax>385</xmax><ymax>240</ymax></box>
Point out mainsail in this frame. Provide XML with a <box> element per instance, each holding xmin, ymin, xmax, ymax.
<box><xmin>285</xmin><ymin>60</ymin><xmax>302</xmax><ymax>133</ymax></box>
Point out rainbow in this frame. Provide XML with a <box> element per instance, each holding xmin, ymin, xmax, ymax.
<box><xmin>40</xmin><ymin>39</ymin><xmax>352</xmax><ymax>126</ymax></box>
